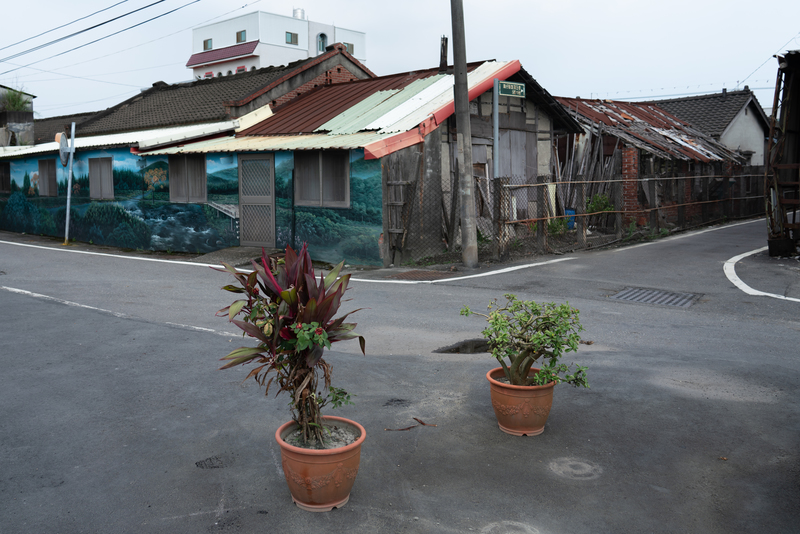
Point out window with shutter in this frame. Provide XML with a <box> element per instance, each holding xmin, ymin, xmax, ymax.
<box><xmin>88</xmin><ymin>157</ymin><xmax>113</xmax><ymax>199</ymax></box>
<box><xmin>37</xmin><ymin>159</ymin><xmax>57</xmax><ymax>197</ymax></box>
<box><xmin>168</xmin><ymin>154</ymin><xmax>207</xmax><ymax>203</ymax></box>
<box><xmin>294</xmin><ymin>150</ymin><xmax>349</xmax><ymax>208</ymax></box>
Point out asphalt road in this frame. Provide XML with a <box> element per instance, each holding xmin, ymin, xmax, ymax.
<box><xmin>1</xmin><ymin>220</ymin><xmax>798</xmax><ymax>534</ymax></box>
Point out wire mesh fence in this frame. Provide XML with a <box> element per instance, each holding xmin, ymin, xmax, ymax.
<box><xmin>394</xmin><ymin>163</ymin><xmax>767</xmax><ymax>266</ymax></box>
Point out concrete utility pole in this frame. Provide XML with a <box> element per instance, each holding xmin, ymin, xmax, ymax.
<box><xmin>450</xmin><ymin>0</ymin><xmax>479</xmax><ymax>268</ymax></box>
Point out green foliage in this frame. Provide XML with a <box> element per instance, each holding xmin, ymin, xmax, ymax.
<box><xmin>54</xmin><ymin>202</ymin><xmax>151</xmax><ymax>249</ymax></box>
<box><xmin>0</xmin><ymin>192</ymin><xmax>40</xmax><ymax>233</ymax></box>
<box><xmin>586</xmin><ymin>194</ymin><xmax>614</xmax><ymax>214</ymax></box>
<box><xmin>207</xmin><ymin>168</ymin><xmax>238</xmax><ymax>194</ymax></box>
<box><xmin>548</xmin><ymin>217</ymin><xmax>568</xmax><ymax>236</ymax></box>
<box><xmin>340</xmin><ymin>233</ymin><xmax>380</xmax><ymax>261</ymax></box>
<box><xmin>114</xmin><ymin>168</ymin><xmax>145</xmax><ymax>192</ymax></box>
<box><xmin>625</xmin><ymin>221</ymin><xmax>637</xmax><ymax>240</ymax></box>
<box><xmin>461</xmin><ymin>294</ymin><xmax>587</xmax><ymax>388</ymax></box>
<box><xmin>38</xmin><ymin>207</ymin><xmax>56</xmax><ymax>237</ymax></box>
<box><xmin>217</xmin><ymin>244</ymin><xmax>366</xmax><ymax>445</ymax></box>
<box><xmin>1</xmin><ymin>88</ymin><xmax>31</xmax><ymax>111</ymax></box>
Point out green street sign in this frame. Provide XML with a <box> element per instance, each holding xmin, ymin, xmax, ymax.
<box><xmin>499</xmin><ymin>81</ymin><xmax>525</xmax><ymax>98</ymax></box>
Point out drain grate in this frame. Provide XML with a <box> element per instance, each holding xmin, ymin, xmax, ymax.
<box><xmin>611</xmin><ymin>287</ymin><xmax>700</xmax><ymax>308</ymax></box>
<box><xmin>386</xmin><ymin>270</ymin><xmax>455</xmax><ymax>281</ymax></box>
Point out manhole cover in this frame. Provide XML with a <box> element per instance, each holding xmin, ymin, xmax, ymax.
<box><xmin>611</xmin><ymin>287</ymin><xmax>699</xmax><ymax>307</ymax></box>
<box><xmin>386</xmin><ymin>270</ymin><xmax>455</xmax><ymax>281</ymax></box>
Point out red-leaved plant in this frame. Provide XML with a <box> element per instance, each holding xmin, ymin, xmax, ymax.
<box><xmin>216</xmin><ymin>244</ymin><xmax>365</xmax><ymax>444</ymax></box>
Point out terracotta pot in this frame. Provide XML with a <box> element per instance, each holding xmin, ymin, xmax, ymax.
<box><xmin>275</xmin><ymin>415</ymin><xmax>365</xmax><ymax>512</ymax></box>
<box><xmin>486</xmin><ymin>367</ymin><xmax>555</xmax><ymax>436</ymax></box>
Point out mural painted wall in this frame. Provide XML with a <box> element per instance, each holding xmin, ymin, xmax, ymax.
<box><xmin>273</xmin><ymin>149</ymin><xmax>383</xmax><ymax>266</ymax></box>
<box><xmin>0</xmin><ymin>148</ymin><xmax>240</xmax><ymax>254</ymax></box>
<box><xmin>0</xmin><ymin>146</ymin><xmax>382</xmax><ymax>265</ymax></box>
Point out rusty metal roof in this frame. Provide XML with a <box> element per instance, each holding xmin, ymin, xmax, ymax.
<box><xmin>141</xmin><ymin>60</ymin><xmax>581</xmax><ymax>160</ymax></box>
<box><xmin>237</xmin><ymin>65</ymin><xmax>465</xmax><ymax>136</ymax></box>
<box><xmin>555</xmin><ymin>97</ymin><xmax>741</xmax><ymax>162</ymax></box>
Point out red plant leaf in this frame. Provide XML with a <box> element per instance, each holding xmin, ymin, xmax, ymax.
<box><xmin>231</xmin><ymin>318</ymin><xmax>270</xmax><ymax>343</ymax></box>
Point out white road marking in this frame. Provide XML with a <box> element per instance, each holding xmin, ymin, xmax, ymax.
<box><xmin>0</xmin><ymin>237</ymin><xmax>574</xmax><ymax>284</ymax></box>
<box><xmin>723</xmin><ymin>247</ymin><xmax>800</xmax><ymax>303</ymax></box>
<box><xmin>613</xmin><ymin>218</ymin><xmax>764</xmax><ymax>252</ymax></box>
<box><xmin>0</xmin><ymin>239</ymin><xmax>224</xmax><ymax>268</ymax></box>
<box><xmin>350</xmin><ymin>257</ymin><xmax>576</xmax><ymax>284</ymax></box>
<box><xmin>0</xmin><ymin>285</ymin><xmax>241</xmax><ymax>335</ymax></box>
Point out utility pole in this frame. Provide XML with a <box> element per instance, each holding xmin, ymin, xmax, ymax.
<box><xmin>450</xmin><ymin>0</ymin><xmax>478</xmax><ymax>268</ymax></box>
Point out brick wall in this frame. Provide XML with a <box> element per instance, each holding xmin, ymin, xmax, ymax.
<box><xmin>621</xmin><ymin>146</ymin><xmax>641</xmax><ymax>225</ymax></box>
<box><xmin>271</xmin><ymin>66</ymin><xmax>360</xmax><ymax>108</ymax></box>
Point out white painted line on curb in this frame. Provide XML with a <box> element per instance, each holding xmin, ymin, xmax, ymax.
<box><xmin>613</xmin><ymin>218</ymin><xmax>764</xmax><ymax>252</ymax></box>
<box><xmin>723</xmin><ymin>247</ymin><xmax>800</xmax><ymax>303</ymax></box>
<box><xmin>0</xmin><ymin>285</ymin><xmax>241</xmax><ymax>336</ymax></box>
<box><xmin>349</xmin><ymin>257</ymin><xmax>576</xmax><ymax>284</ymax></box>
<box><xmin>0</xmin><ymin>238</ymin><xmax>574</xmax><ymax>285</ymax></box>
<box><xmin>0</xmin><ymin>239</ymin><xmax>225</xmax><ymax>269</ymax></box>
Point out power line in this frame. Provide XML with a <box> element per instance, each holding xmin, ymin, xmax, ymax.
<box><xmin>20</xmin><ymin>62</ymin><xmax>184</xmax><ymax>83</ymax></box>
<box><xmin>0</xmin><ymin>0</ymin><xmax>130</xmax><ymax>53</ymax></box>
<box><xmin>1</xmin><ymin>59</ymin><xmax>148</xmax><ymax>88</ymax></box>
<box><xmin>35</xmin><ymin>90</ymin><xmax>140</xmax><ymax>113</ymax></box>
<box><xmin>0</xmin><ymin>0</ymin><xmax>167</xmax><ymax>64</ymax></box>
<box><xmin>16</xmin><ymin>0</ymin><xmax>264</xmax><ymax>77</ymax></box>
<box><xmin>740</xmin><ymin>30</ymin><xmax>800</xmax><ymax>86</ymax></box>
<box><xmin>616</xmin><ymin>87</ymin><xmax>773</xmax><ymax>101</ymax></box>
<box><xmin>0</xmin><ymin>0</ymin><xmax>201</xmax><ymax>77</ymax></box>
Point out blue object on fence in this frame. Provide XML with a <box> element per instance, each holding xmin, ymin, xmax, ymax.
<box><xmin>565</xmin><ymin>208</ymin><xmax>576</xmax><ymax>230</ymax></box>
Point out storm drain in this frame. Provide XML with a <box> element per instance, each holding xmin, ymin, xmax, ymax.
<box><xmin>610</xmin><ymin>287</ymin><xmax>700</xmax><ymax>308</ymax></box>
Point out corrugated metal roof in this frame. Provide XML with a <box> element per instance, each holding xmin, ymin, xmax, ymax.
<box><xmin>555</xmin><ymin>97</ymin><xmax>741</xmax><ymax>162</ymax></box>
<box><xmin>316</xmin><ymin>75</ymin><xmax>446</xmax><ymax>135</ymax></box>
<box><xmin>0</xmin><ymin>121</ymin><xmax>238</xmax><ymax>159</ymax></box>
<box><xmin>140</xmin><ymin>59</ymin><xmax>579</xmax><ymax>160</ymax></box>
<box><xmin>140</xmin><ymin>131</ymin><xmax>396</xmax><ymax>155</ymax></box>
<box><xmin>237</xmin><ymin>65</ymin><xmax>476</xmax><ymax>136</ymax></box>
<box><xmin>379</xmin><ymin>62</ymin><xmax>510</xmax><ymax>134</ymax></box>
<box><xmin>315</xmin><ymin>89</ymin><xmax>401</xmax><ymax>134</ymax></box>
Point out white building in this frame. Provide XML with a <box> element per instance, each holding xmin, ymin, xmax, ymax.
<box><xmin>186</xmin><ymin>9</ymin><xmax>367</xmax><ymax>79</ymax></box>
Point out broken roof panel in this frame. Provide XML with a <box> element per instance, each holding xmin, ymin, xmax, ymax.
<box><xmin>555</xmin><ymin>96</ymin><xmax>741</xmax><ymax>162</ymax></box>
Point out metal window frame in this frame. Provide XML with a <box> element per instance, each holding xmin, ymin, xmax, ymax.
<box><xmin>203</xmin><ymin>38</ymin><xmax>212</xmax><ymax>50</ymax></box>
<box><xmin>286</xmin><ymin>32</ymin><xmax>298</xmax><ymax>45</ymax></box>
<box><xmin>236</xmin><ymin>30</ymin><xmax>246</xmax><ymax>43</ymax></box>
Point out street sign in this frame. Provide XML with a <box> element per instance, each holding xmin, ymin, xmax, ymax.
<box><xmin>498</xmin><ymin>81</ymin><xmax>525</xmax><ymax>98</ymax></box>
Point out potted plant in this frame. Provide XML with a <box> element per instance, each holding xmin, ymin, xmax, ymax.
<box><xmin>461</xmin><ymin>294</ymin><xmax>587</xmax><ymax>436</ymax></box>
<box><xmin>216</xmin><ymin>244</ymin><xmax>366</xmax><ymax>512</ymax></box>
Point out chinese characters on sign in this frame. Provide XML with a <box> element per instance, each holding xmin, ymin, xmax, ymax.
<box><xmin>499</xmin><ymin>81</ymin><xmax>526</xmax><ymax>98</ymax></box>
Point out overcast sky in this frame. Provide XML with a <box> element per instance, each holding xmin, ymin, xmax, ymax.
<box><xmin>2</xmin><ymin>0</ymin><xmax>798</xmax><ymax>122</ymax></box>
